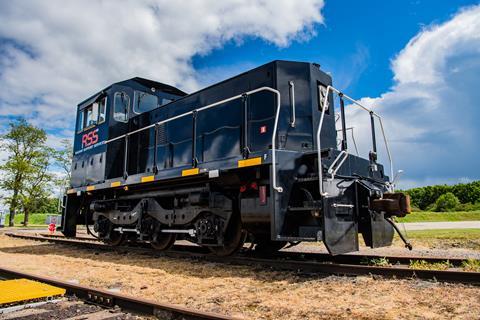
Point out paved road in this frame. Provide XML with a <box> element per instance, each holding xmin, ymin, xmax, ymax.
<box><xmin>401</xmin><ymin>221</ymin><xmax>480</xmax><ymax>231</ymax></box>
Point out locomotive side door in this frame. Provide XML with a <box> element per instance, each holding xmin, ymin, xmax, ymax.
<box><xmin>105</xmin><ymin>86</ymin><xmax>133</xmax><ymax>180</ymax></box>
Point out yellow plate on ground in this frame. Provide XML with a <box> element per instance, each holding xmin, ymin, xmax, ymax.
<box><xmin>0</xmin><ymin>279</ymin><xmax>66</xmax><ymax>305</ymax></box>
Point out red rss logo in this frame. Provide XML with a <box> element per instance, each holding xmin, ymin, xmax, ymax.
<box><xmin>82</xmin><ymin>129</ymin><xmax>99</xmax><ymax>148</ymax></box>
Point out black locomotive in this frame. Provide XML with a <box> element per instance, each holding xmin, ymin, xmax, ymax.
<box><xmin>62</xmin><ymin>60</ymin><xmax>410</xmax><ymax>255</ymax></box>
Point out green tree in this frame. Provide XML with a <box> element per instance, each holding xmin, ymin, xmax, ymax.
<box><xmin>434</xmin><ymin>192</ymin><xmax>460</xmax><ymax>212</ymax></box>
<box><xmin>18</xmin><ymin>148</ymin><xmax>54</xmax><ymax>225</ymax></box>
<box><xmin>0</xmin><ymin>118</ymin><xmax>50</xmax><ymax>226</ymax></box>
<box><xmin>53</xmin><ymin>138</ymin><xmax>73</xmax><ymax>190</ymax></box>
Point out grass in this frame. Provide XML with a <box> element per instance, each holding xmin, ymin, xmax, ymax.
<box><xmin>461</xmin><ymin>259</ymin><xmax>480</xmax><ymax>272</ymax></box>
<box><xmin>409</xmin><ymin>258</ymin><xmax>480</xmax><ymax>272</ymax></box>
<box><xmin>409</xmin><ymin>259</ymin><xmax>452</xmax><ymax>270</ymax></box>
<box><xmin>3</xmin><ymin>213</ymin><xmax>56</xmax><ymax>226</ymax></box>
<box><xmin>396</xmin><ymin>210</ymin><xmax>480</xmax><ymax>223</ymax></box>
<box><xmin>364</xmin><ymin>257</ymin><xmax>391</xmax><ymax>267</ymax></box>
<box><xmin>403</xmin><ymin>228</ymin><xmax>480</xmax><ymax>240</ymax></box>
<box><xmin>396</xmin><ymin>228</ymin><xmax>480</xmax><ymax>250</ymax></box>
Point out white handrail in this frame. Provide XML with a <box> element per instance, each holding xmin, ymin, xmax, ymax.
<box><xmin>288</xmin><ymin>81</ymin><xmax>296</xmax><ymax>128</ymax></box>
<box><xmin>316</xmin><ymin>85</ymin><xmax>394</xmax><ymax>195</ymax></box>
<box><xmin>104</xmin><ymin>86</ymin><xmax>283</xmax><ymax>192</ymax></box>
<box><xmin>336</xmin><ymin>127</ymin><xmax>359</xmax><ymax>156</ymax></box>
<box><xmin>327</xmin><ymin>150</ymin><xmax>349</xmax><ymax>180</ymax></box>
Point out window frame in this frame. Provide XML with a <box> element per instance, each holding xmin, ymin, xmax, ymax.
<box><xmin>83</xmin><ymin>104</ymin><xmax>95</xmax><ymax>130</ymax></box>
<box><xmin>133</xmin><ymin>90</ymin><xmax>158</xmax><ymax>115</ymax></box>
<box><xmin>76</xmin><ymin>96</ymin><xmax>108</xmax><ymax>133</ymax></box>
<box><xmin>76</xmin><ymin>109</ymin><xmax>84</xmax><ymax>133</ymax></box>
<box><xmin>113</xmin><ymin>91</ymin><xmax>130</xmax><ymax>123</ymax></box>
<box><xmin>97</xmin><ymin>96</ymin><xmax>107</xmax><ymax>125</ymax></box>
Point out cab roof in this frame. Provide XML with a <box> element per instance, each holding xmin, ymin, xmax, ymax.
<box><xmin>78</xmin><ymin>77</ymin><xmax>187</xmax><ymax>108</ymax></box>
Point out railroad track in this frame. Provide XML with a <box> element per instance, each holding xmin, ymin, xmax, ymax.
<box><xmin>29</xmin><ymin>232</ymin><xmax>476</xmax><ymax>267</ymax></box>
<box><xmin>0</xmin><ymin>266</ymin><xmax>236</xmax><ymax>320</ymax></box>
<box><xmin>5</xmin><ymin>232</ymin><xmax>480</xmax><ymax>285</ymax></box>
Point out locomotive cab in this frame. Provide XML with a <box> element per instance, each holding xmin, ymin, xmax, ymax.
<box><xmin>70</xmin><ymin>78</ymin><xmax>187</xmax><ymax>188</ymax></box>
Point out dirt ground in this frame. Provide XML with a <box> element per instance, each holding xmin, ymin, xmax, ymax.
<box><xmin>0</xmin><ymin>234</ymin><xmax>479</xmax><ymax>319</ymax></box>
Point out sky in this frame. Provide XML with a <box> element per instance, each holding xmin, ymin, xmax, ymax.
<box><xmin>0</xmin><ymin>0</ymin><xmax>479</xmax><ymax>189</ymax></box>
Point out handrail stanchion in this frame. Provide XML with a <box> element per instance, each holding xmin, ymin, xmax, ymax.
<box><xmin>316</xmin><ymin>85</ymin><xmax>331</xmax><ymax>196</ymax></box>
<box><xmin>369</xmin><ymin>111</ymin><xmax>377</xmax><ymax>154</ymax></box>
<box><xmin>339</xmin><ymin>94</ymin><xmax>347</xmax><ymax>151</ymax></box>
<box><xmin>123</xmin><ymin>134</ymin><xmax>129</xmax><ymax>179</ymax></box>
<box><xmin>153</xmin><ymin>124</ymin><xmax>158</xmax><ymax>174</ymax></box>
<box><xmin>270</xmin><ymin>90</ymin><xmax>283</xmax><ymax>193</ymax></box>
<box><xmin>375</xmin><ymin>115</ymin><xmax>394</xmax><ymax>190</ymax></box>
<box><xmin>242</xmin><ymin>94</ymin><xmax>249</xmax><ymax>158</ymax></box>
<box><xmin>191</xmin><ymin>110</ymin><xmax>198</xmax><ymax>167</ymax></box>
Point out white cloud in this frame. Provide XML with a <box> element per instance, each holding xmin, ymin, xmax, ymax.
<box><xmin>0</xmin><ymin>0</ymin><xmax>325</xmax><ymax>135</ymax></box>
<box><xmin>346</xmin><ymin>5</ymin><xmax>480</xmax><ymax>188</ymax></box>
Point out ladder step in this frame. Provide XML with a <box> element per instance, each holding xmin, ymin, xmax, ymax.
<box><xmin>295</xmin><ymin>175</ymin><xmax>319</xmax><ymax>182</ymax></box>
<box><xmin>288</xmin><ymin>206</ymin><xmax>321</xmax><ymax>212</ymax></box>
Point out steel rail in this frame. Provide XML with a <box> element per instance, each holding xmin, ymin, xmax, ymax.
<box><xmin>0</xmin><ymin>266</ymin><xmax>236</xmax><ymax>320</ymax></box>
<box><xmin>6</xmin><ymin>233</ymin><xmax>480</xmax><ymax>285</ymax></box>
<box><xmin>16</xmin><ymin>233</ymin><xmax>475</xmax><ymax>267</ymax></box>
<box><xmin>264</xmin><ymin>250</ymin><xmax>473</xmax><ymax>268</ymax></box>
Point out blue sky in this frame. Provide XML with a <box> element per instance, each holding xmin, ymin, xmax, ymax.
<box><xmin>0</xmin><ymin>0</ymin><xmax>479</xmax><ymax>188</ymax></box>
<box><xmin>193</xmin><ymin>0</ymin><xmax>476</xmax><ymax>98</ymax></box>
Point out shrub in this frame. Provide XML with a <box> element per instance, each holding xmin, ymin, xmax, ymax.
<box><xmin>403</xmin><ymin>180</ymin><xmax>480</xmax><ymax>210</ymax></box>
<box><xmin>434</xmin><ymin>192</ymin><xmax>460</xmax><ymax>212</ymax></box>
<box><xmin>455</xmin><ymin>202</ymin><xmax>480</xmax><ymax>212</ymax></box>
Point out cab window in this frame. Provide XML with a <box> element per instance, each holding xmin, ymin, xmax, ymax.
<box><xmin>77</xmin><ymin>96</ymin><xmax>107</xmax><ymax>132</ymax></box>
<box><xmin>76</xmin><ymin>110</ymin><xmax>84</xmax><ymax>132</ymax></box>
<box><xmin>133</xmin><ymin>90</ymin><xmax>158</xmax><ymax>114</ymax></box>
<box><xmin>114</xmin><ymin>92</ymin><xmax>130</xmax><ymax>122</ymax></box>
<box><xmin>98</xmin><ymin>97</ymin><xmax>107</xmax><ymax>123</ymax></box>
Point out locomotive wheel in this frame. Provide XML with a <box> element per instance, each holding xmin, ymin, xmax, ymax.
<box><xmin>209</xmin><ymin>214</ymin><xmax>246</xmax><ymax>256</ymax></box>
<box><xmin>151</xmin><ymin>233</ymin><xmax>176</xmax><ymax>251</ymax></box>
<box><xmin>255</xmin><ymin>239</ymin><xmax>288</xmax><ymax>254</ymax></box>
<box><xmin>105</xmin><ymin>230</ymin><xmax>125</xmax><ymax>246</ymax></box>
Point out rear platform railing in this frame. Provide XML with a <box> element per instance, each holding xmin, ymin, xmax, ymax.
<box><xmin>316</xmin><ymin>85</ymin><xmax>394</xmax><ymax>196</ymax></box>
<box><xmin>104</xmin><ymin>87</ymin><xmax>283</xmax><ymax>192</ymax></box>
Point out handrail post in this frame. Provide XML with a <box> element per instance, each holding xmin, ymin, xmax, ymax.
<box><xmin>339</xmin><ymin>94</ymin><xmax>347</xmax><ymax>151</ymax></box>
<box><xmin>123</xmin><ymin>134</ymin><xmax>129</xmax><ymax>179</ymax></box>
<box><xmin>242</xmin><ymin>93</ymin><xmax>249</xmax><ymax>159</ymax></box>
<box><xmin>153</xmin><ymin>124</ymin><xmax>158</xmax><ymax>174</ymax></box>
<box><xmin>370</xmin><ymin>111</ymin><xmax>377</xmax><ymax>154</ymax></box>
<box><xmin>191</xmin><ymin>110</ymin><xmax>198</xmax><ymax>167</ymax></box>
<box><xmin>271</xmin><ymin>90</ymin><xmax>283</xmax><ymax>193</ymax></box>
<box><xmin>316</xmin><ymin>85</ymin><xmax>331</xmax><ymax>196</ymax></box>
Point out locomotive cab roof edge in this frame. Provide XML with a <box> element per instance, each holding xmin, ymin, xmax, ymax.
<box><xmin>77</xmin><ymin>77</ymin><xmax>188</xmax><ymax>110</ymax></box>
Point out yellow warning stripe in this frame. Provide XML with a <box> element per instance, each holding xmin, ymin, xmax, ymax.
<box><xmin>182</xmin><ymin>168</ymin><xmax>200</xmax><ymax>176</ymax></box>
<box><xmin>86</xmin><ymin>186</ymin><xmax>95</xmax><ymax>191</ymax></box>
<box><xmin>238</xmin><ymin>157</ymin><xmax>262</xmax><ymax>168</ymax></box>
<box><xmin>110</xmin><ymin>181</ymin><xmax>121</xmax><ymax>187</ymax></box>
<box><xmin>141</xmin><ymin>175</ymin><xmax>155</xmax><ymax>183</ymax></box>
